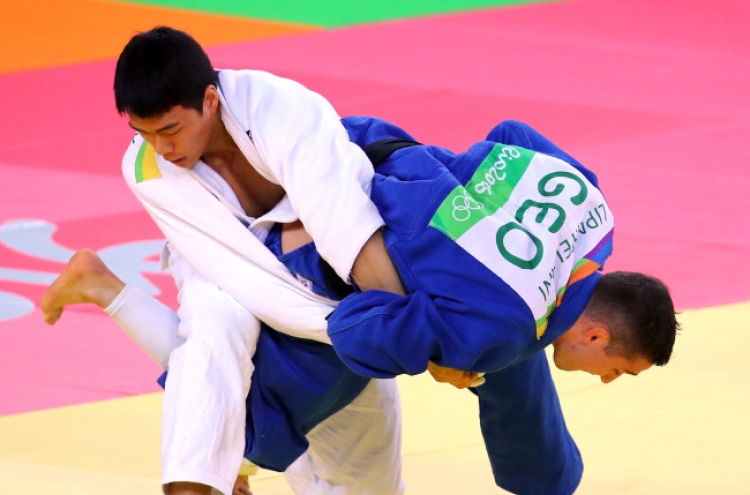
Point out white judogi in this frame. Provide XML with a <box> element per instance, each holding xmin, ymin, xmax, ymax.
<box><xmin>119</xmin><ymin>70</ymin><xmax>402</xmax><ymax>494</ymax></box>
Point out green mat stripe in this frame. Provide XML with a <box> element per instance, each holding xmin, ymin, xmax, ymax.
<box><xmin>110</xmin><ymin>0</ymin><xmax>551</xmax><ymax>28</ymax></box>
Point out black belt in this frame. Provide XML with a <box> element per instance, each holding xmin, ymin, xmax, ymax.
<box><xmin>361</xmin><ymin>138</ymin><xmax>421</xmax><ymax>167</ymax></box>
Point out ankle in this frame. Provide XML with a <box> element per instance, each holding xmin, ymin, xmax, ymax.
<box><xmin>88</xmin><ymin>278</ymin><xmax>125</xmax><ymax>308</ymax></box>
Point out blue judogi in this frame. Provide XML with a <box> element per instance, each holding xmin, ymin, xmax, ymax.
<box><xmin>325</xmin><ymin>116</ymin><xmax>612</xmax><ymax>494</ymax></box>
<box><xmin>332</xmin><ymin>116</ymin><xmax>604</xmax><ymax>376</ymax></box>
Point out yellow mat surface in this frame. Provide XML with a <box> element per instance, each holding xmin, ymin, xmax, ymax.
<box><xmin>1</xmin><ymin>302</ymin><xmax>748</xmax><ymax>494</ymax></box>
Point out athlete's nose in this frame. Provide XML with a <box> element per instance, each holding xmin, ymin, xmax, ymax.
<box><xmin>153</xmin><ymin>135</ymin><xmax>174</xmax><ymax>156</ymax></box>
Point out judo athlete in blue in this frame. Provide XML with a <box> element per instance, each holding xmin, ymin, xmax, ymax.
<box><xmin>216</xmin><ymin>115</ymin><xmax>676</xmax><ymax>494</ymax></box>
<box><xmin>41</xmin><ymin>115</ymin><xmax>677</xmax><ymax>495</ymax></box>
<box><xmin>323</xmin><ymin>116</ymin><xmax>679</xmax><ymax>494</ymax></box>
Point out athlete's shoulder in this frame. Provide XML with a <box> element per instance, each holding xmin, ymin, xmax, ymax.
<box><xmin>218</xmin><ymin>68</ymin><xmax>302</xmax><ymax>96</ymax></box>
<box><xmin>218</xmin><ymin>68</ymin><xmax>316</xmax><ymax>134</ymax></box>
<box><xmin>121</xmin><ymin>133</ymin><xmax>162</xmax><ymax>188</ymax></box>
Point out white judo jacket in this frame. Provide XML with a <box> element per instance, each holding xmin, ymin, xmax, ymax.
<box><xmin>122</xmin><ymin>69</ymin><xmax>384</xmax><ymax>343</ymax></box>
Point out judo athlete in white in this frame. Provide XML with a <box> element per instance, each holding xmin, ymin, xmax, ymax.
<box><xmin>44</xmin><ymin>26</ymin><xmax>427</xmax><ymax>495</ymax></box>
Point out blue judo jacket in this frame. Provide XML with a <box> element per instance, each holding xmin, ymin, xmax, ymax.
<box><xmin>332</xmin><ymin>116</ymin><xmax>605</xmax><ymax>376</ymax></box>
<box><xmin>327</xmin><ymin>116</ymin><xmax>613</xmax><ymax>494</ymax></box>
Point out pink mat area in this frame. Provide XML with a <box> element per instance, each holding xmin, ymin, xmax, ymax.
<box><xmin>0</xmin><ymin>310</ymin><xmax>165</xmax><ymax>416</ymax></box>
<box><xmin>0</xmin><ymin>60</ymin><xmax>128</xmax><ymax>175</ymax></box>
<box><xmin>1</xmin><ymin>0</ymin><xmax>747</xmax><ymax>414</ymax></box>
<box><xmin>0</xmin><ymin>164</ymin><xmax>174</xmax><ymax>414</ymax></box>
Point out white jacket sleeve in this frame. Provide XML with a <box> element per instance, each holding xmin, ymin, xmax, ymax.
<box><xmin>219</xmin><ymin>70</ymin><xmax>384</xmax><ymax>282</ymax></box>
<box><xmin>122</xmin><ymin>135</ymin><xmax>334</xmax><ymax>343</ymax></box>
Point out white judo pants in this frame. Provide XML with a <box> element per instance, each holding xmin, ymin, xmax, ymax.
<box><xmin>108</xmin><ymin>251</ymin><xmax>403</xmax><ymax>495</ymax></box>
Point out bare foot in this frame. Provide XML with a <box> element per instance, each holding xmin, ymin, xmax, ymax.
<box><xmin>40</xmin><ymin>249</ymin><xmax>125</xmax><ymax>325</ymax></box>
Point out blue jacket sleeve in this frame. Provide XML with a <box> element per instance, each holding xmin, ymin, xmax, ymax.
<box><xmin>327</xmin><ymin>288</ymin><xmax>532</xmax><ymax>378</ymax></box>
<box><xmin>477</xmin><ymin>352</ymin><xmax>582</xmax><ymax>495</ymax></box>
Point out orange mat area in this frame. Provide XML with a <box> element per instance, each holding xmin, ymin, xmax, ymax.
<box><xmin>0</xmin><ymin>0</ymin><xmax>317</xmax><ymax>74</ymax></box>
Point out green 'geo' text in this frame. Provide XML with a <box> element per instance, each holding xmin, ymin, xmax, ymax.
<box><xmin>495</xmin><ymin>171</ymin><xmax>590</xmax><ymax>270</ymax></box>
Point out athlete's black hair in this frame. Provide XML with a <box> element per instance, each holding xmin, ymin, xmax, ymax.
<box><xmin>585</xmin><ymin>271</ymin><xmax>679</xmax><ymax>365</ymax></box>
<box><xmin>114</xmin><ymin>26</ymin><xmax>218</xmax><ymax>118</ymax></box>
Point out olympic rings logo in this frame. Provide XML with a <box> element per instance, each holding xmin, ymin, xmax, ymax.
<box><xmin>451</xmin><ymin>190</ymin><xmax>483</xmax><ymax>221</ymax></box>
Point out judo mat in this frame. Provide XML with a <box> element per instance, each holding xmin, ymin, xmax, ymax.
<box><xmin>1</xmin><ymin>0</ymin><xmax>748</xmax><ymax>493</ymax></box>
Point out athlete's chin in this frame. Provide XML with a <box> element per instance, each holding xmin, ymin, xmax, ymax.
<box><xmin>551</xmin><ymin>354</ymin><xmax>577</xmax><ymax>372</ymax></box>
<box><xmin>554</xmin><ymin>363</ymin><xmax>577</xmax><ymax>372</ymax></box>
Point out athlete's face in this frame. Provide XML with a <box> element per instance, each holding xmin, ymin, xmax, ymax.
<box><xmin>127</xmin><ymin>87</ymin><xmax>218</xmax><ymax>169</ymax></box>
<box><xmin>554</xmin><ymin>345</ymin><xmax>653</xmax><ymax>384</ymax></box>
<box><xmin>552</xmin><ymin>319</ymin><xmax>653</xmax><ymax>384</ymax></box>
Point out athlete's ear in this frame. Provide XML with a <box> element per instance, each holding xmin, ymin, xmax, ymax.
<box><xmin>203</xmin><ymin>85</ymin><xmax>219</xmax><ymax>113</ymax></box>
<box><xmin>582</xmin><ymin>327</ymin><xmax>610</xmax><ymax>348</ymax></box>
